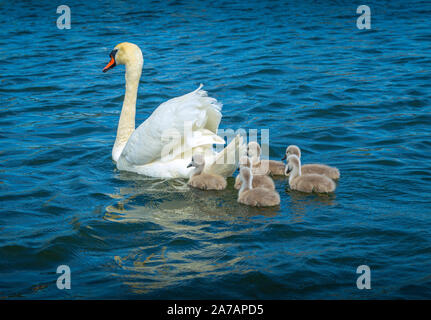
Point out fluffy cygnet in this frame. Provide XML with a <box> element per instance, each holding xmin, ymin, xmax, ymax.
<box><xmin>237</xmin><ymin>167</ymin><xmax>280</xmax><ymax>207</ymax></box>
<box><xmin>283</xmin><ymin>145</ymin><xmax>340</xmax><ymax>180</ymax></box>
<box><xmin>187</xmin><ymin>154</ymin><xmax>227</xmax><ymax>190</ymax></box>
<box><xmin>247</xmin><ymin>141</ymin><xmax>285</xmax><ymax>176</ymax></box>
<box><xmin>285</xmin><ymin>155</ymin><xmax>335</xmax><ymax>193</ymax></box>
<box><xmin>234</xmin><ymin>156</ymin><xmax>275</xmax><ymax>190</ymax></box>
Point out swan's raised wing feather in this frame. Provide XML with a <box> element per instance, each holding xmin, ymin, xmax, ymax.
<box><xmin>119</xmin><ymin>85</ymin><xmax>222</xmax><ymax>166</ymax></box>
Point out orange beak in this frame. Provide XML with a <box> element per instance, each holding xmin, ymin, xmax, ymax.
<box><xmin>103</xmin><ymin>56</ymin><xmax>116</xmax><ymax>73</ymax></box>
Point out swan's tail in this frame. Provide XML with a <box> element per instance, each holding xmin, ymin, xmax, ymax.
<box><xmin>204</xmin><ymin>134</ymin><xmax>247</xmax><ymax>177</ymax></box>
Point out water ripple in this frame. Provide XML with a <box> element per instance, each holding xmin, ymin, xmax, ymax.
<box><xmin>0</xmin><ymin>0</ymin><xmax>430</xmax><ymax>299</ymax></box>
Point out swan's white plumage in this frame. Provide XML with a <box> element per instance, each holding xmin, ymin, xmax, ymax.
<box><xmin>107</xmin><ymin>43</ymin><xmax>244</xmax><ymax>178</ymax></box>
<box><xmin>118</xmin><ymin>84</ymin><xmax>222</xmax><ymax>166</ymax></box>
<box><xmin>117</xmin><ymin>134</ymin><xmax>244</xmax><ymax>178</ymax></box>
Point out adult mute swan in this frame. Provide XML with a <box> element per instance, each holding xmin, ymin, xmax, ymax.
<box><xmin>103</xmin><ymin>42</ymin><xmax>244</xmax><ymax>178</ymax></box>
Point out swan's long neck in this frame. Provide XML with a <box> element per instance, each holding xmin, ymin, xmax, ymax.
<box><xmin>112</xmin><ymin>63</ymin><xmax>142</xmax><ymax>162</ymax></box>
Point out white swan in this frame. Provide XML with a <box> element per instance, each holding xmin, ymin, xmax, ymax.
<box><xmin>103</xmin><ymin>42</ymin><xmax>245</xmax><ymax>178</ymax></box>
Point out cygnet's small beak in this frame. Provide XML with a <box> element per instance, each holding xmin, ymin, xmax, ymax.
<box><xmin>187</xmin><ymin>163</ymin><xmax>193</xmax><ymax>168</ymax></box>
<box><xmin>281</xmin><ymin>154</ymin><xmax>287</xmax><ymax>161</ymax></box>
<box><xmin>285</xmin><ymin>167</ymin><xmax>292</xmax><ymax>175</ymax></box>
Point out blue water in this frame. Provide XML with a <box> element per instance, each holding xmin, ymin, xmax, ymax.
<box><xmin>1</xmin><ymin>0</ymin><xmax>431</xmax><ymax>299</ymax></box>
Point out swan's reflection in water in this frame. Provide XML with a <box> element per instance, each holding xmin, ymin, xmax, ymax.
<box><xmin>104</xmin><ymin>172</ymin><xmax>336</xmax><ymax>295</ymax></box>
<box><xmin>104</xmin><ymin>172</ymin><xmax>280</xmax><ymax>295</ymax></box>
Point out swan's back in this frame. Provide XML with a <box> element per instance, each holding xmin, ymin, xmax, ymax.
<box><xmin>238</xmin><ymin>187</ymin><xmax>280</xmax><ymax>207</ymax></box>
<box><xmin>118</xmin><ymin>85</ymin><xmax>222</xmax><ymax>167</ymax></box>
<box><xmin>188</xmin><ymin>173</ymin><xmax>227</xmax><ymax>190</ymax></box>
<box><xmin>290</xmin><ymin>173</ymin><xmax>335</xmax><ymax>193</ymax></box>
<box><xmin>302</xmin><ymin>164</ymin><xmax>340</xmax><ymax>180</ymax></box>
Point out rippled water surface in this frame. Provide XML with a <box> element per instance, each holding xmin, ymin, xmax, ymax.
<box><xmin>1</xmin><ymin>0</ymin><xmax>431</xmax><ymax>299</ymax></box>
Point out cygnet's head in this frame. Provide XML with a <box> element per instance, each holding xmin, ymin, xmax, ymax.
<box><xmin>247</xmin><ymin>141</ymin><xmax>261</xmax><ymax>159</ymax></box>
<box><xmin>103</xmin><ymin>42</ymin><xmax>144</xmax><ymax>72</ymax></box>
<box><xmin>285</xmin><ymin>154</ymin><xmax>301</xmax><ymax>175</ymax></box>
<box><xmin>239</xmin><ymin>167</ymin><xmax>252</xmax><ymax>184</ymax></box>
<box><xmin>239</xmin><ymin>156</ymin><xmax>251</xmax><ymax>168</ymax></box>
<box><xmin>282</xmin><ymin>145</ymin><xmax>301</xmax><ymax>161</ymax></box>
<box><xmin>187</xmin><ymin>153</ymin><xmax>205</xmax><ymax>169</ymax></box>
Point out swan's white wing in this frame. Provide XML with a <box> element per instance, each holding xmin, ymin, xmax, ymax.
<box><xmin>160</xmin><ymin>128</ymin><xmax>224</xmax><ymax>163</ymax></box>
<box><xmin>118</xmin><ymin>85</ymin><xmax>222</xmax><ymax>166</ymax></box>
<box><xmin>118</xmin><ymin>134</ymin><xmax>246</xmax><ymax>179</ymax></box>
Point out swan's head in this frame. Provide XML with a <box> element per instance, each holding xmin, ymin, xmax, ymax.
<box><xmin>187</xmin><ymin>153</ymin><xmax>205</xmax><ymax>169</ymax></box>
<box><xmin>103</xmin><ymin>42</ymin><xmax>144</xmax><ymax>73</ymax></box>
<box><xmin>285</xmin><ymin>154</ymin><xmax>301</xmax><ymax>176</ymax></box>
<box><xmin>247</xmin><ymin>141</ymin><xmax>261</xmax><ymax>158</ymax></box>
<box><xmin>282</xmin><ymin>145</ymin><xmax>301</xmax><ymax>161</ymax></box>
